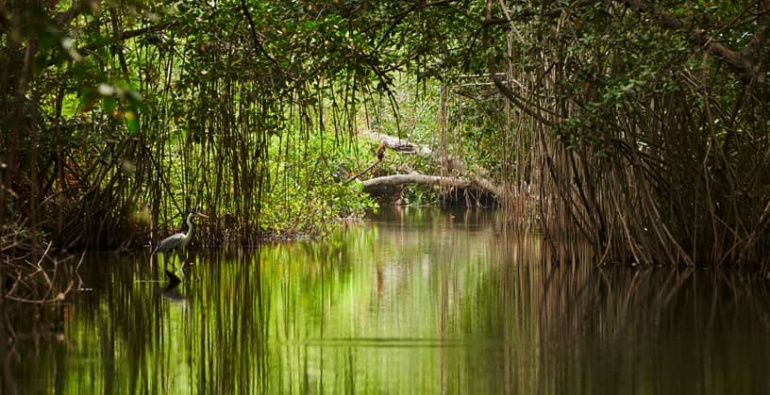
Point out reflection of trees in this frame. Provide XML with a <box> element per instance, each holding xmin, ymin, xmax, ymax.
<box><xmin>454</xmin><ymin>236</ymin><xmax>770</xmax><ymax>394</ymax></box>
<box><xmin>532</xmin><ymin>266</ymin><xmax>770</xmax><ymax>394</ymax></box>
<box><xmin>3</xmin><ymin>210</ymin><xmax>531</xmax><ymax>394</ymax></box>
<box><xmin>8</xmin><ymin>209</ymin><xmax>770</xmax><ymax>394</ymax></box>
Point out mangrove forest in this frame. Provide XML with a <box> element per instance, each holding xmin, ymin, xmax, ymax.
<box><xmin>3</xmin><ymin>0</ymin><xmax>770</xmax><ymax>291</ymax></box>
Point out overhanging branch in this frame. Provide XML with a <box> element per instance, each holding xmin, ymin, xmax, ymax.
<box><xmin>617</xmin><ymin>0</ymin><xmax>767</xmax><ymax>84</ymax></box>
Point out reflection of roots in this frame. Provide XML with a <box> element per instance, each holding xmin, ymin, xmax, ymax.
<box><xmin>2</xmin><ymin>226</ymin><xmax>82</xmax><ymax>304</ymax></box>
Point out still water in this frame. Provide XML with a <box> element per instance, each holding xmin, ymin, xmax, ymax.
<box><xmin>5</xmin><ymin>208</ymin><xmax>770</xmax><ymax>394</ymax></box>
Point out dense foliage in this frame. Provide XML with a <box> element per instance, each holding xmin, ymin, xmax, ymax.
<box><xmin>489</xmin><ymin>1</ymin><xmax>770</xmax><ymax>266</ymax></box>
<box><xmin>2</xmin><ymin>0</ymin><xmax>770</xmax><ymax>268</ymax></box>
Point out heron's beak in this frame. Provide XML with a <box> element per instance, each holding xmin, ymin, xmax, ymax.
<box><xmin>197</xmin><ymin>213</ymin><xmax>209</xmax><ymax>219</ymax></box>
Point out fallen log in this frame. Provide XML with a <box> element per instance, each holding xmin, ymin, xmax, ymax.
<box><xmin>468</xmin><ymin>173</ymin><xmax>506</xmax><ymax>198</ymax></box>
<box><xmin>361</xmin><ymin>173</ymin><xmax>470</xmax><ymax>190</ymax></box>
<box><xmin>360</xmin><ymin>172</ymin><xmax>504</xmax><ymax>200</ymax></box>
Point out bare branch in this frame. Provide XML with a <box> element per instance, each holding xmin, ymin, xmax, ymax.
<box><xmin>56</xmin><ymin>0</ymin><xmax>87</xmax><ymax>26</ymax></box>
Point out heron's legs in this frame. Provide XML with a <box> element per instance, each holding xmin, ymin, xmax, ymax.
<box><xmin>172</xmin><ymin>250</ymin><xmax>191</xmax><ymax>278</ymax></box>
<box><xmin>179</xmin><ymin>248</ymin><xmax>190</xmax><ymax>274</ymax></box>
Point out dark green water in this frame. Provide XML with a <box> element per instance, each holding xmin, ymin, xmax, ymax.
<box><xmin>4</xmin><ymin>208</ymin><xmax>770</xmax><ymax>394</ymax></box>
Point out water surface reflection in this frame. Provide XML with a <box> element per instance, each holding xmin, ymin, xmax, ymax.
<box><xmin>4</xmin><ymin>208</ymin><xmax>770</xmax><ymax>394</ymax></box>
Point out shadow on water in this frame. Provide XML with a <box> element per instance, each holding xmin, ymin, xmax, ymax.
<box><xmin>3</xmin><ymin>207</ymin><xmax>770</xmax><ymax>394</ymax></box>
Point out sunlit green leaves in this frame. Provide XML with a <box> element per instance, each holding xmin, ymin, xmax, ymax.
<box><xmin>79</xmin><ymin>81</ymin><xmax>147</xmax><ymax>135</ymax></box>
<box><xmin>260</xmin><ymin>128</ymin><xmax>378</xmax><ymax>237</ymax></box>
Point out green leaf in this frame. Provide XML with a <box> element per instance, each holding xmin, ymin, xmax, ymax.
<box><xmin>124</xmin><ymin>110</ymin><xmax>140</xmax><ymax>135</ymax></box>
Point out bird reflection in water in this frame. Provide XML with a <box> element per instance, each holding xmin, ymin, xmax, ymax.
<box><xmin>155</xmin><ymin>278</ymin><xmax>188</xmax><ymax>306</ymax></box>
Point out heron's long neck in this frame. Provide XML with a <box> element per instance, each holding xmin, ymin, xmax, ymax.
<box><xmin>184</xmin><ymin>213</ymin><xmax>195</xmax><ymax>238</ymax></box>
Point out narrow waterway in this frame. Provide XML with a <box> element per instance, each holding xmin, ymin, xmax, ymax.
<box><xmin>5</xmin><ymin>208</ymin><xmax>770</xmax><ymax>394</ymax></box>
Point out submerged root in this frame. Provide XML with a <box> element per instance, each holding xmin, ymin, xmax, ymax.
<box><xmin>1</xmin><ymin>222</ymin><xmax>82</xmax><ymax>304</ymax></box>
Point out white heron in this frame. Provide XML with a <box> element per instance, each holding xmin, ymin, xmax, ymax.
<box><xmin>153</xmin><ymin>210</ymin><xmax>209</xmax><ymax>281</ymax></box>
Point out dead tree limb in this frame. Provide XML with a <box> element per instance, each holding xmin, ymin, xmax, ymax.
<box><xmin>362</xmin><ymin>173</ymin><xmax>470</xmax><ymax>189</ymax></box>
<box><xmin>360</xmin><ymin>130</ymin><xmax>433</xmax><ymax>156</ymax></box>
<box><xmin>361</xmin><ymin>172</ymin><xmax>504</xmax><ymax>198</ymax></box>
<box><xmin>345</xmin><ymin>141</ymin><xmax>386</xmax><ymax>183</ymax></box>
<box><xmin>345</xmin><ymin>158</ymin><xmax>382</xmax><ymax>183</ymax></box>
